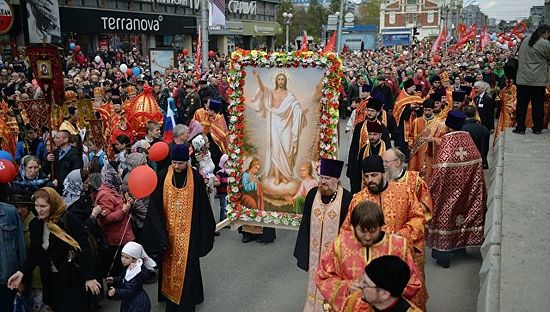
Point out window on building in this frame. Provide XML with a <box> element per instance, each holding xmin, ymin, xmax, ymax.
<box><xmin>406</xmin><ymin>0</ymin><xmax>416</xmax><ymax>4</ymax></box>
<box><xmin>389</xmin><ymin>12</ymin><xmax>396</xmax><ymax>24</ymax></box>
<box><xmin>427</xmin><ymin>12</ymin><xmax>434</xmax><ymax>23</ymax></box>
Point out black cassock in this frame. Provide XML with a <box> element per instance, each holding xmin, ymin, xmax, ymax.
<box><xmin>462</xmin><ymin>119</ymin><xmax>491</xmax><ymax>168</ymax></box>
<box><xmin>141</xmin><ymin>167</ymin><xmax>216</xmax><ymax>312</ymax></box>
<box><xmin>293</xmin><ymin>187</ymin><xmax>352</xmax><ymax>271</ymax></box>
<box><xmin>347</xmin><ymin>120</ymin><xmax>392</xmax><ymax>194</ymax></box>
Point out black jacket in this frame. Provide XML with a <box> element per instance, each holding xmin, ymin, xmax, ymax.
<box><xmin>52</xmin><ymin>146</ymin><xmax>84</xmax><ymax>193</ymax></box>
<box><xmin>474</xmin><ymin>93</ymin><xmax>495</xmax><ymax>130</ymax></box>
<box><xmin>23</xmin><ymin>211</ymin><xmax>95</xmax><ymax>308</ymax></box>
<box><xmin>462</xmin><ymin>119</ymin><xmax>490</xmax><ymax>168</ymax></box>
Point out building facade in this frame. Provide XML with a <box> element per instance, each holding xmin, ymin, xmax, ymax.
<box><xmin>380</xmin><ymin>0</ymin><xmax>440</xmax><ymax>45</ymax></box>
<box><xmin>530</xmin><ymin>5</ymin><xmax>545</xmax><ymax>27</ymax></box>
<box><xmin>3</xmin><ymin>0</ymin><xmax>279</xmax><ymax>59</ymax></box>
<box><xmin>459</xmin><ymin>4</ymin><xmax>487</xmax><ymax>28</ymax></box>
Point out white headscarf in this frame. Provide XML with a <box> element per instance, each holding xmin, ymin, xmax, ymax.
<box><xmin>121</xmin><ymin>241</ymin><xmax>157</xmax><ymax>281</ymax></box>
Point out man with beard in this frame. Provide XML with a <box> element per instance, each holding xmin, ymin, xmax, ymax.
<box><xmin>141</xmin><ymin>144</ymin><xmax>216</xmax><ymax>312</ymax></box>
<box><xmin>408</xmin><ymin>99</ymin><xmax>447</xmax><ymax>179</ymax></box>
<box><xmin>315</xmin><ymin>201</ymin><xmax>421</xmax><ymax>312</ymax></box>
<box><xmin>347</xmin><ymin>98</ymin><xmax>393</xmax><ymax>194</ymax></box>
<box><xmin>294</xmin><ymin>158</ymin><xmax>352</xmax><ymax>312</ymax></box>
<box><xmin>430</xmin><ymin>89</ymin><xmax>448</xmax><ymax>121</ymax></box>
<box><xmin>428</xmin><ymin>111</ymin><xmax>487</xmax><ymax>268</ymax></box>
<box><xmin>393</xmin><ymin>79</ymin><xmax>424</xmax><ymax>160</ymax></box>
<box><xmin>340</xmin><ymin>156</ymin><xmax>427</xmax><ymax>310</ymax></box>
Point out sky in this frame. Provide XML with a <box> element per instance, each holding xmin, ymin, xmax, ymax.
<box><xmin>473</xmin><ymin>0</ymin><xmax>544</xmax><ymax>21</ymax></box>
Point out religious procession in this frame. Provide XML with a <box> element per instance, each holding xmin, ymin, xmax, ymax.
<box><xmin>1</xmin><ymin>0</ymin><xmax>550</xmax><ymax>311</ymax></box>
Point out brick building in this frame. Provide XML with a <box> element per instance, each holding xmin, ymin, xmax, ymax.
<box><xmin>380</xmin><ymin>0</ymin><xmax>441</xmax><ymax>46</ymax></box>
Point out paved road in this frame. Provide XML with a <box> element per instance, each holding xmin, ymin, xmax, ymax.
<box><xmin>103</xmin><ymin>121</ymin><xmax>482</xmax><ymax>312</ymax></box>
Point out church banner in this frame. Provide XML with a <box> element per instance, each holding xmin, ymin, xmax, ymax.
<box><xmin>226</xmin><ymin>50</ymin><xmax>342</xmax><ymax>229</ymax></box>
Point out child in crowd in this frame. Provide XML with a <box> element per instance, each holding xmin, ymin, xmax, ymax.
<box><xmin>215</xmin><ymin>154</ymin><xmax>229</xmax><ymax>222</ymax></box>
<box><xmin>106</xmin><ymin>242</ymin><xmax>156</xmax><ymax>312</ymax></box>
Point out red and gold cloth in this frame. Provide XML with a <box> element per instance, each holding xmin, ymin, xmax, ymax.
<box><xmin>88</xmin><ymin>119</ymin><xmax>106</xmax><ymax>150</ymax></box>
<box><xmin>193</xmin><ymin>108</ymin><xmax>211</xmax><ymax>134</ymax></box>
<box><xmin>340</xmin><ymin>182</ymin><xmax>427</xmax><ymax>309</ymax></box>
<box><xmin>25</xmin><ymin>44</ymin><xmax>64</xmax><ymax>104</ymax></box>
<box><xmin>315</xmin><ymin>231</ymin><xmax>421</xmax><ymax>312</ymax></box>
<box><xmin>126</xmin><ymin>85</ymin><xmax>163</xmax><ymax>138</ymax></box>
<box><xmin>398</xmin><ymin>170</ymin><xmax>433</xmax><ymax>222</ymax></box>
<box><xmin>304</xmin><ymin>186</ymin><xmax>344</xmax><ymax>312</ymax></box>
<box><xmin>18</xmin><ymin>99</ymin><xmax>50</xmax><ymax>133</ymax></box>
<box><xmin>393</xmin><ymin>90</ymin><xmax>424</xmax><ymax>144</ymax></box>
<box><xmin>427</xmin><ymin>131</ymin><xmax>487</xmax><ymax>251</ymax></box>
<box><xmin>209</xmin><ymin>114</ymin><xmax>229</xmax><ymax>154</ymax></box>
<box><xmin>408</xmin><ymin>116</ymin><xmax>446</xmax><ymax>180</ymax></box>
<box><xmin>494</xmin><ymin>84</ymin><xmax>516</xmax><ymax>144</ymax></box>
<box><xmin>161</xmin><ymin>166</ymin><xmax>194</xmax><ymax>305</ymax></box>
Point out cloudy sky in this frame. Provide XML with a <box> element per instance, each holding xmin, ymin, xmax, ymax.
<box><xmin>475</xmin><ymin>0</ymin><xmax>544</xmax><ymax>21</ymax></box>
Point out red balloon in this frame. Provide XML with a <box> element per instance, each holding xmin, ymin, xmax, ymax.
<box><xmin>433</xmin><ymin>54</ymin><xmax>441</xmax><ymax>63</ymax></box>
<box><xmin>208</xmin><ymin>50</ymin><xmax>215</xmax><ymax>58</ymax></box>
<box><xmin>148</xmin><ymin>142</ymin><xmax>169</xmax><ymax>162</ymax></box>
<box><xmin>0</xmin><ymin>160</ymin><xmax>16</xmax><ymax>184</ymax></box>
<box><xmin>126</xmin><ymin>68</ymin><xmax>133</xmax><ymax>76</ymax></box>
<box><xmin>182</xmin><ymin>48</ymin><xmax>189</xmax><ymax>56</ymax></box>
<box><xmin>75</xmin><ymin>45</ymin><xmax>81</xmax><ymax>52</ymax></box>
<box><xmin>128</xmin><ymin>165</ymin><xmax>157</xmax><ymax>199</ymax></box>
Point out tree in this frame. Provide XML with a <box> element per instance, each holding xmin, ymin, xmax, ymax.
<box><xmin>306</xmin><ymin>0</ymin><xmax>329</xmax><ymax>41</ymax></box>
<box><xmin>329</xmin><ymin>0</ymin><xmax>340</xmax><ymax>15</ymax></box>
<box><xmin>356</xmin><ymin>0</ymin><xmax>383</xmax><ymax>26</ymax></box>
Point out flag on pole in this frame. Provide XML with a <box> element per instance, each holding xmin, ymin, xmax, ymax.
<box><xmin>301</xmin><ymin>31</ymin><xmax>308</xmax><ymax>52</ymax></box>
<box><xmin>451</xmin><ymin>23</ymin><xmax>477</xmax><ymax>52</ymax></box>
<box><xmin>457</xmin><ymin>24</ymin><xmax>467</xmax><ymax>39</ymax></box>
<box><xmin>209</xmin><ymin>0</ymin><xmax>225</xmax><ymax>26</ymax></box>
<box><xmin>431</xmin><ymin>25</ymin><xmax>447</xmax><ymax>54</ymax></box>
<box><xmin>322</xmin><ymin>31</ymin><xmax>337</xmax><ymax>54</ymax></box>
<box><xmin>195</xmin><ymin>27</ymin><xmax>202</xmax><ymax>79</ymax></box>
<box><xmin>162</xmin><ymin>105</ymin><xmax>176</xmax><ymax>143</ymax></box>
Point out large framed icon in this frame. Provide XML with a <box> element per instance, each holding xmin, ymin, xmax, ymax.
<box><xmin>224</xmin><ymin>50</ymin><xmax>342</xmax><ymax>230</ymax></box>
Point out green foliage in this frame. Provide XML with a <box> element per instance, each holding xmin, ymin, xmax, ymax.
<box><xmin>356</xmin><ymin>0</ymin><xmax>383</xmax><ymax>25</ymax></box>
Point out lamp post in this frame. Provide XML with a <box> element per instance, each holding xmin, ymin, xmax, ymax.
<box><xmin>336</xmin><ymin>0</ymin><xmax>345</xmax><ymax>54</ymax></box>
<box><xmin>282</xmin><ymin>12</ymin><xmax>293</xmax><ymax>52</ymax></box>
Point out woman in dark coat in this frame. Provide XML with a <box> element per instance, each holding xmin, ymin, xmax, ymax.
<box><xmin>7</xmin><ymin>187</ymin><xmax>101</xmax><ymax>312</ymax></box>
<box><xmin>11</xmin><ymin>155</ymin><xmax>53</xmax><ymax>197</ymax></box>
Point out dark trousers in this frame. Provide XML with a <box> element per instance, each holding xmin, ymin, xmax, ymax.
<box><xmin>0</xmin><ymin>284</ymin><xmax>15</xmax><ymax>312</ymax></box>
<box><xmin>515</xmin><ymin>84</ymin><xmax>546</xmax><ymax>132</ymax></box>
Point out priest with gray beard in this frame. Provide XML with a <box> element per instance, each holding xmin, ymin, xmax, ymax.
<box><xmin>382</xmin><ymin>148</ymin><xmax>433</xmax><ymax>221</ymax></box>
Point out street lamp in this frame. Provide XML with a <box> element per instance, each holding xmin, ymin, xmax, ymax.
<box><xmin>283</xmin><ymin>12</ymin><xmax>293</xmax><ymax>52</ymax></box>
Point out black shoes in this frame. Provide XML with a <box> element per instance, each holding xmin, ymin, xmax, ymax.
<box><xmin>242</xmin><ymin>236</ymin><xmax>254</xmax><ymax>243</ymax></box>
<box><xmin>436</xmin><ymin>258</ymin><xmax>450</xmax><ymax>268</ymax></box>
<box><xmin>512</xmin><ymin>129</ymin><xmax>525</xmax><ymax>134</ymax></box>
<box><xmin>533</xmin><ymin>130</ymin><xmax>542</xmax><ymax>134</ymax></box>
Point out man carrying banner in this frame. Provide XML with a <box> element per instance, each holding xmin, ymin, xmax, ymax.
<box><xmin>294</xmin><ymin>158</ymin><xmax>352</xmax><ymax>312</ymax></box>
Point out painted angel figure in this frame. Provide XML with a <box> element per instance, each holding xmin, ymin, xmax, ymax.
<box><xmin>250</xmin><ymin>70</ymin><xmax>308</xmax><ymax>185</ymax></box>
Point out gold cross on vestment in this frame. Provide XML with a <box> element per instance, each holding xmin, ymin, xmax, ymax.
<box><xmin>455</xmin><ymin>147</ymin><xmax>468</xmax><ymax>161</ymax></box>
<box><xmin>349</xmin><ymin>260</ymin><xmax>362</xmax><ymax>277</ymax></box>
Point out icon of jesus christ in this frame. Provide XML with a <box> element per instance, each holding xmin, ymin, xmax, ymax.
<box><xmin>250</xmin><ymin>70</ymin><xmax>308</xmax><ymax>185</ymax></box>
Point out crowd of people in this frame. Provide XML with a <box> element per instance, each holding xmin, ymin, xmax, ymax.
<box><xmin>1</xmin><ymin>23</ymin><xmax>549</xmax><ymax>312</ymax></box>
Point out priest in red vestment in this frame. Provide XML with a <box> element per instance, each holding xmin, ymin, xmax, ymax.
<box><xmin>427</xmin><ymin>111</ymin><xmax>487</xmax><ymax>268</ymax></box>
<box><xmin>341</xmin><ymin>155</ymin><xmax>427</xmax><ymax>310</ymax></box>
<box><xmin>393</xmin><ymin>79</ymin><xmax>424</xmax><ymax>160</ymax></box>
<box><xmin>315</xmin><ymin>201</ymin><xmax>421</xmax><ymax>312</ymax></box>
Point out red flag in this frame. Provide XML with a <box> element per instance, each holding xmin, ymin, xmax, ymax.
<box><xmin>301</xmin><ymin>31</ymin><xmax>308</xmax><ymax>52</ymax></box>
<box><xmin>451</xmin><ymin>23</ymin><xmax>477</xmax><ymax>52</ymax></box>
<box><xmin>195</xmin><ymin>27</ymin><xmax>202</xmax><ymax>79</ymax></box>
<box><xmin>431</xmin><ymin>25</ymin><xmax>447</xmax><ymax>54</ymax></box>
<box><xmin>478</xmin><ymin>25</ymin><xmax>489</xmax><ymax>52</ymax></box>
<box><xmin>457</xmin><ymin>24</ymin><xmax>467</xmax><ymax>39</ymax></box>
<box><xmin>322</xmin><ymin>31</ymin><xmax>336</xmax><ymax>54</ymax></box>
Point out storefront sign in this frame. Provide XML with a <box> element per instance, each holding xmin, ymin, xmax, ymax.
<box><xmin>60</xmin><ymin>7</ymin><xmax>196</xmax><ymax>35</ymax></box>
<box><xmin>0</xmin><ymin>0</ymin><xmax>14</xmax><ymax>34</ymax></box>
<box><xmin>228</xmin><ymin>1</ymin><xmax>256</xmax><ymax>15</ymax></box>
<box><xmin>242</xmin><ymin>21</ymin><xmax>279</xmax><ymax>36</ymax></box>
